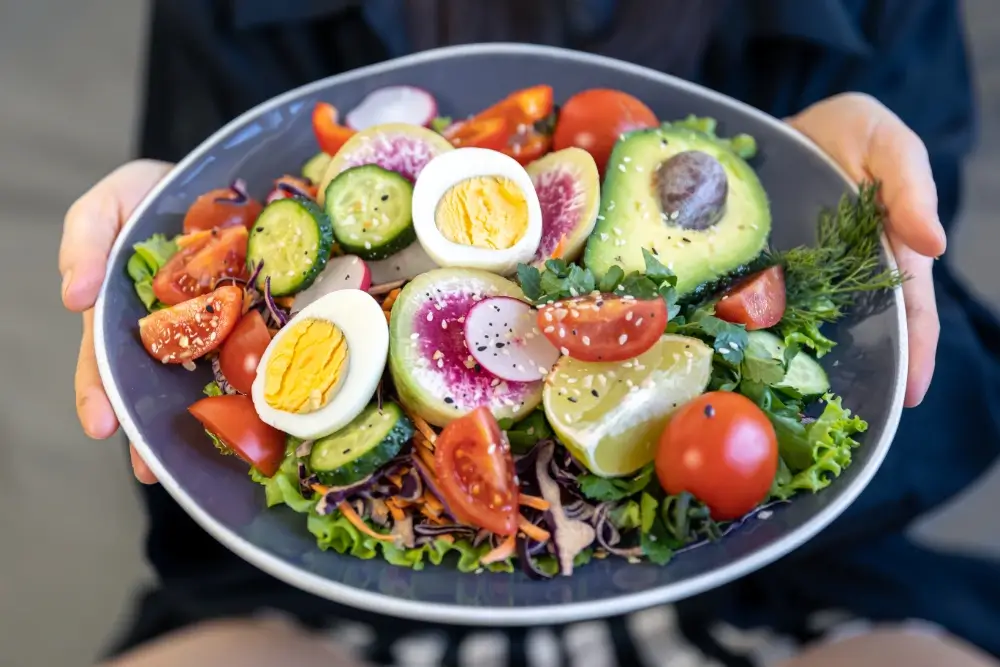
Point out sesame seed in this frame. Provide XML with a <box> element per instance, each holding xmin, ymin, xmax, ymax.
<box><xmin>582</xmin><ymin>335</ymin><xmax>591</xmax><ymax>346</ymax></box>
<box><xmin>441</xmin><ymin>320</ymin><xmax>448</xmax><ymax>329</ymax></box>
<box><xmin>560</xmin><ymin>346</ymin><xmax>570</xmax><ymax>356</ymax></box>
<box><xmin>558</xmin><ymin>327</ymin><xmax>566</xmax><ymax>338</ymax></box>
<box><xmin>436</xmin><ymin>359</ymin><xmax>444</xmax><ymax>368</ymax></box>
<box><xmin>623</xmin><ymin>156</ymin><xmax>631</xmax><ymax>163</ymax></box>
<box><xmin>600</xmin><ymin>233</ymin><xmax>609</xmax><ymax>241</ymax></box>
<box><xmin>410</xmin><ymin>333</ymin><xmax>420</xmax><ymax>340</ymax></box>
<box><xmin>635</xmin><ymin>318</ymin><xmax>643</xmax><ymax>326</ymax></box>
<box><xmin>625</xmin><ymin>311</ymin><xmax>633</xmax><ymax>322</ymax></box>
<box><xmin>618</xmin><ymin>164</ymin><xmax>626</xmax><ymax>172</ymax></box>
<box><xmin>426</xmin><ymin>312</ymin><xmax>433</xmax><ymax>321</ymax></box>
<box><xmin>544</xmin><ymin>325</ymin><xmax>555</xmax><ymax>333</ymax></box>
<box><xmin>618</xmin><ymin>334</ymin><xmax>628</xmax><ymax>345</ymax></box>
<box><xmin>612</xmin><ymin>227</ymin><xmax>623</xmax><ymax>236</ymax></box>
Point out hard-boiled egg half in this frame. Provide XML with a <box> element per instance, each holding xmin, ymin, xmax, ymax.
<box><xmin>251</xmin><ymin>289</ymin><xmax>388</xmax><ymax>440</ymax></box>
<box><xmin>412</xmin><ymin>147</ymin><xmax>542</xmax><ymax>275</ymax></box>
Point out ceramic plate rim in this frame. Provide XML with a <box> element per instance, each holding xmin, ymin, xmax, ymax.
<box><xmin>93</xmin><ymin>42</ymin><xmax>908</xmax><ymax>626</ymax></box>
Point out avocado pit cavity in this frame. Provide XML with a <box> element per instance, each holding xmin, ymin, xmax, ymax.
<box><xmin>654</xmin><ymin>150</ymin><xmax>728</xmax><ymax>231</ymax></box>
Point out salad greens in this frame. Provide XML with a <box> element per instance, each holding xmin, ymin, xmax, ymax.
<box><xmin>126</xmin><ymin>233</ymin><xmax>178</xmax><ymax>311</ymax></box>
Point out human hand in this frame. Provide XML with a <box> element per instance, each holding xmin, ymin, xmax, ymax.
<box><xmin>60</xmin><ymin>159</ymin><xmax>174</xmax><ymax>484</ymax></box>
<box><xmin>788</xmin><ymin>93</ymin><xmax>946</xmax><ymax>407</ymax></box>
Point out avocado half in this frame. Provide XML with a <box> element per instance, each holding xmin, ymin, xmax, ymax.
<box><xmin>583</xmin><ymin>126</ymin><xmax>771</xmax><ymax>296</ymax></box>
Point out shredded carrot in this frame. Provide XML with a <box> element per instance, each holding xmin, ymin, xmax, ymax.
<box><xmin>436</xmin><ymin>534</ymin><xmax>455</xmax><ymax>544</ymax></box>
<box><xmin>176</xmin><ymin>230</ymin><xmax>212</xmax><ymax>248</ymax></box>
<box><xmin>518</xmin><ymin>516</ymin><xmax>551</xmax><ymax>543</ymax></box>
<box><xmin>383</xmin><ymin>309</ymin><xmax>392</xmax><ymax>324</ymax></box>
<box><xmin>385</xmin><ymin>499</ymin><xmax>406</xmax><ymax>522</ymax></box>
<box><xmin>410</xmin><ymin>414</ymin><xmax>437</xmax><ymax>445</ymax></box>
<box><xmin>267</xmin><ymin>327</ymin><xmax>280</xmax><ymax>339</ymax></box>
<box><xmin>422</xmin><ymin>491</ymin><xmax>445</xmax><ymax>515</ymax></box>
<box><xmin>311</xmin><ymin>484</ymin><xmax>330</xmax><ymax>495</ymax></box>
<box><xmin>480</xmin><ymin>534</ymin><xmax>517</xmax><ymax>565</ymax></box>
<box><xmin>338</xmin><ymin>501</ymin><xmax>398</xmax><ymax>542</ymax></box>
<box><xmin>420</xmin><ymin>508</ymin><xmax>449</xmax><ymax>525</ymax></box>
<box><xmin>387</xmin><ymin>470</ymin><xmax>405</xmax><ymax>488</ymax></box>
<box><xmin>550</xmin><ymin>234</ymin><xmax>568</xmax><ymax>260</ymax></box>
<box><xmin>519</xmin><ymin>494</ymin><xmax>550</xmax><ymax>511</ymax></box>
<box><xmin>274</xmin><ymin>295</ymin><xmax>295</xmax><ymax>309</ymax></box>
<box><xmin>381</xmin><ymin>288</ymin><xmax>402</xmax><ymax>311</ymax></box>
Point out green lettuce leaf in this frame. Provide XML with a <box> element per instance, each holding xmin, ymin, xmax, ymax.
<box><xmin>498</xmin><ymin>409</ymin><xmax>553</xmax><ymax>454</ymax></box>
<box><xmin>126</xmin><ymin>233</ymin><xmax>179</xmax><ymax>311</ymax></box>
<box><xmin>577</xmin><ymin>463</ymin><xmax>655</xmax><ymax>502</ymax></box>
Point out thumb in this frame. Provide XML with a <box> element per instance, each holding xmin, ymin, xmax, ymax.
<box><xmin>60</xmin><ymin>160</ymin><xmax>174</xmax><ymax>312</ymax></box>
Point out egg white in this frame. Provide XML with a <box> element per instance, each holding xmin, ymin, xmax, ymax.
<box><xmin>411</xmin><ymin>147</ymin><xmax>543</xmax><ymax>275</ymax></box>
<box><xmin>251</xmin><ymin>289</ymin><xmax>388</xmax><ymax>440</ymax></box>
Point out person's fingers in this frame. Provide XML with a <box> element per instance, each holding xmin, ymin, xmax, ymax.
<box><xmin>788</xmin><ymin>93</ymin><xmax>946</xmax><ymax>258</ymax></box>
<box><xmin>76</xmin><ymin>309</ymin><xmax>119</xmax><ymax>439</ymax></box>
<box><xmin>892</xmin><ymin>240</ymin><xmax>939</xmax><ymax>407</ymax></box>
<box><xmin>130</xmin><ymin>443</ymin><xmax>158</xmax><ymax>484</ymax></box>
<box><xmin>60</xmin><ymin>159</ymin><xmax>174</xmax><ymax>312</ymax></box>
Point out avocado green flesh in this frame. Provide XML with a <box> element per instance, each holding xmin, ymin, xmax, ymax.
<box><xmin>388</xmin><ymin>268</ymin><xmax>543</xmax><ymax>428</ymax></box>
<box><xmin>584</xmin><ymin>126</ymin><xmax>771</xmax><ymax>296</ymax></box>
<box><xmin>309</xmin><ymin>401</ymin><xmax>413</xmax><ymax>486</ymax></box>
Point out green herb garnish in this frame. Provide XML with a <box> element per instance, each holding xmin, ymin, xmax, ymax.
<box><xmin>771</xmin><ymin>182</ymin><xmax>905</xmax><ymax>356</ymax></box>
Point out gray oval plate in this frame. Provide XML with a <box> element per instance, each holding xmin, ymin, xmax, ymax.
<box><xmin>94</xmin><ymin>43</ymin><xmax>906</xmax><ymax>626</ymax></box>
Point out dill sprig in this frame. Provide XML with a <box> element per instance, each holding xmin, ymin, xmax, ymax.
<box><xmin>771</xmin><ymin>181</ymin><xmax>905</xmax><ymax>355</ymax></box>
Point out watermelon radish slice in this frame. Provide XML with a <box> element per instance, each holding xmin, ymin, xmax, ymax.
<box><xmin>290</xmin><ymin>255</ymin><xmax>371</xmax><ymax>314</ymax></box>
<box><xmin>389</xmin><ymin>268</ymin><xmax>543</xmax><ymax>427</ymax></box>
<box><xmin>368</xmin><ymin>240</ymin><xmax>441</xmax><ymax>284</ymax></box>
<box><xmin>464</xmin><ymin>297</ymin><xmax>560</xmax><ymax>383</ymax></box>
<box><xmin>317</xmin><ymin>123</ymin><xmax>453</xmax><ymax>206</ymax></box>
<box><xmin>345</xmin><ymin>86</ymin><xmax>438</xmax><ymax>131</ymax></box>
<box><xmin>526</xmin><ymin>147</ymin><xmax>601</xmax><ymax>266</ymax></box>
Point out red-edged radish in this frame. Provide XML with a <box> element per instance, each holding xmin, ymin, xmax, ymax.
<box><xmin>290</xmin><ymin>255</ymin><xmax>371</xmax><ymax>314</ymax></box>
<box><xmin>464</xmin><ymin>297</ymin><xmax>561</xmax><ymax>383</ymax></box>
<box><xmin>345</xmin><ymin>86</ymin><xmax>439</xmax><ymax>131</ymax></box>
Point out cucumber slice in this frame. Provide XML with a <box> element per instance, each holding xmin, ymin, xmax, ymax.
<box><xmin>247</xmin><ymin>197</ymin><xmax>334</xmax><ymax>296</ymax></box>
<box><xmin>746</xmin><ymin>330</ymin><xmax>830</xmax><ymax>397</ymax></box>
<box><xmin>324</xmin><ymin>165</ymin><xmax>415</xmax><ymax>261</ymax></box>
<box><xmin>302</xmin><ymin>151</ymin><xmax>333</xmax><ymax>184</ymax></box>
<box><xmin>309</xmin><ymin>401</ymin><xmax>414</xmax><ymax>486</ymax></box>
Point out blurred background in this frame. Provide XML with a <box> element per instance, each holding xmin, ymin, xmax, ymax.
<box><xmin>1</xmin><ymin>1</ymin><xmax>999</xmax><ymax>665</ymax></box>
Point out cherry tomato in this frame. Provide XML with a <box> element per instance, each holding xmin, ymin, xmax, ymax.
<box><xmin>536</xmin><ymin>294</ymin><xmax>667</xmax><ymax>362</ymax></box>
<box><xmin>189</xmin><ymin>394</ymin><xmax>286</xmax><ymax>477</ymax></box>
<box><xmin>152</xmin><ymin>226</ymin><xmax>248</xmax><ymax>306</ymax></box>
<box><xmin>182</xmin><ymin>181</ymin><xmax>263</xmax><ymax>234</ymax></box>
<box><xmin>446</xmin><ymin>86</ymin><xmax>555</xmax><ymax>164</ymax></box>
<box><xmin>265</xmin><ymin>175</ymin><xmax>318</xmax><ymax>204</ymax></box>
<box><xmin>312</xmin><ymin>102</ymin><xmax>356</xmax><ymax>156</ymax></box>
<box><xmin>443</xmin><ymin>116</ymin><xmax>510</xmax><ymax>151</ymax></box>
<box><xmin>714</xmin><ymin>266</ymin><xmax>787</xmax><ymax>331</ymax></box>
<box><xmin>139</xmin><ymin>285</ymin><xmax>244</xmax><ymax>364</ymax></box>
<box><xmin>553</xmin><ymin>89</ymin><xmax>659</xmax><ymax>174</ymax></box>
<box><xmin>655</xmin><ymin>391</ymin><xmax>778</xmax><ymax>521</ymax></box>
<box><xmin>434</xmin><ymin>406</ymin><xmax>519</xmax><ymax>536</ymax></box>
<box><xmin>218</xmin><ymin>310</ymin><xmax>271</xmax><ymax>395</ymax></box>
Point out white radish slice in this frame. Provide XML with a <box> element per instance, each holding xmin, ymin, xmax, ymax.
<box><xmin>464</xmin><ymin>297</ymin><xmax>561</xmax><ymax>383</ymax></box>
<box><xmin>368</xmin><ymin>241</ymin><xmax>440</xmax><ymax>284</ymax></box>
<box><xmin>290</xmin><ymin>255</ymin><xmax>371</xmax><ymax>314</ymax></box>
<box><xmin>345</xmin><ymin>86</ymin><xmax>439</xmax><ymax>131</ymax></box>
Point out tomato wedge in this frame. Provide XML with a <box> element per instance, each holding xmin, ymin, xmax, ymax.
<box><xmin>218</xmin><ymin>310</ymin><xmax>271</xmax><ymax>395</ymax></box>
<box><xmin>434</xmin><ymin>406</ymin><xmax>519</xmax><ymax>536</ymax></box>
<box><xmin>445</xmin><ymin>85</ymin><xmax>555</xmax><ymax>164</ymax></box>
<box><xmin>553</xmin><ymin>89</ymin><xmax>658</xmax><ymax>174</ymax></box>
<box><xmin>139</xmin><ymin>285</ymin><xmax>244</xmax><ymax>364</ymax></box>
<box><xmin>714</xmin><ymin>266</ymin><xmax>787</xmax><ymax>331</ymax></box>
<box><xmin>312</xmin><ymin>102</ymin><xmax>356</xmax><ymax>156</ymax></box>
<box><xmin>656</xmin><ymin>392</ymin><xmax>777</xmax><ymax>521</ymax></box>
<box><xmin>182</xmin><ymin>182</ymin><xmax>263</xmax><ymax>234</ymax></box>
<box><xmin>265</xmin><ymin>175</ymin><xmax>318</xmax><ymax>203</ymax></box>
<box><xmin>152</xmin><ymin>226</ymin><xmax>248</xmax><ymax>306</ymax></box>
<box><xmin>537</xmin><ymin>294</ymin><xmax>667</xmax><ymax>362</ymax></box>
<box><xmin>189</xmin><ymin>394</ymin><xmax>285</xmax><ymax>477</ymax></box>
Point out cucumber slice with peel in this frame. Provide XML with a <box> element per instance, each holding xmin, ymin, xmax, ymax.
<box><xmin>309</xmin><ymin>401</ymin><xmax>414</xmax><ymax>486</ymax></box>
<box><xmin>745</xmin><ymin>330</ymin><xmax>830</xmax><ymax>397</ymax></box>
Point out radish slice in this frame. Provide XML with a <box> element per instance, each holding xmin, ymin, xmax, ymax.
<box><xmin>290</xmin><ymin>255</ymin><xmax>371</xmax><ymax>314</ymax></box>
<box><xmin>464</xmin><ymin>297</ymin><xmax>561</xmax><ymax>383</ymax></box>
<box><xmin>345</xmin><ymin>86</ymin><xmax>438</xmax><ymax>131</ymax></box>
<box><xmin>368</xmin><ymin>241</ymin><xmax>440</xmax><ymax>284</ymax></box>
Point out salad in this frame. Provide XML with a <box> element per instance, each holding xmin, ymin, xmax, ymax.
<box><xmin>127</xmin><ymin>85</ymin><xmax>901</xmax><ymax>577</ymax></box>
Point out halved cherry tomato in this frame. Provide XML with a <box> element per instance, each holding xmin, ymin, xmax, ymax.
<box><xmin>139</xmin><ymin>285</ymin><xmax>244</xmax><ymax>364</ymax></box>
<box><xmin>152</xmin><ymin>226</ymin><xmax>248</xmax><ymax>306</ymax></box>
<box><xmin>446</xmin><ymin>86</ymin><xmax>555</xmax><ymax>164</ymax></box>
<box><xmin>312</xmin><ymin>102</ymin><xmax>356</xmax><ymax>156</ymax></box>
<box><xmin>189</xmin><ymin>394</ymin><xmax>285</xmax><ymax>477</ymax></box>
<box><xmin>182</xmin><ymin>182</ymin><xmax>263</xmax><ymax>234</ymax></box>
<box><xmin>553</xmin><ymin>89</ymin><xmax>659</xmax><ymax>174</ymax></box>
<box><xmin>434</xmin><ymin>406</ymin><xmax>519</xmax><ymax>536</ymax></box>
<box><xmin>218</xmin><ymin>310</ymin><xmax>271</xmax><ymax>395</ymax></box>
<box><xmin>655</xmin><ymin>391</ymin><xmax>778</xmax><ymax>521</ymax></box>
<box><xmin>443</xmin><ymin>116</ymin><xmax>510</xmax><ymax>151</ymax></box>
<box><xmin>714</xmin><ymin>266</ymin><xmax>787</xmax><ymax>331</ymax></box>
<box><xmin>265</xmin><ymin>175</ymin><xmax>318</xmax><ymax>204</ymax></box>
<box><xmin>537</xmin><ymin>294</ymin><xmax>668</xmax><ymax>362</ymax></box>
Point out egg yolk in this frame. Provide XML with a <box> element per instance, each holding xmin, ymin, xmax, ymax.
<box><xmin>435</xmin><ymin>175</ymin><xmax>529</xmax><ymax>249</ymax></box>
<box><xmin>263</xmin><ymin>317</ymin><xmax>349</xmax><ymax>414</ymax></box>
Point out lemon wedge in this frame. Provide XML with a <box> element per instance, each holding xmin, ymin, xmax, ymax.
<box><xmin>543</xmin><ymin>334</ymin><xmax>713</xmax><ymax>477</ymax></box>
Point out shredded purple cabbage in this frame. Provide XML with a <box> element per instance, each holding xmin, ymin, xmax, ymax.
<box><xmin>673</xmin><ymin>499</ymin><xmax>788</xmax><ymax>556</ymax></box>
<box><xmin>516</xmin><ymin>536</ymin><xmax>553</xmax><ymax>580</ymax></box>
<box><xmin>398</xmin><ymin>466</ymin><xmax>423</xmax><ymax>502</ymax></box>
<box><xmin>216</xmin><ymin>179</ymin><xmax>249</xmax><ymax>205</ymax></box>
<box><xmin>411</xmin><ymin>455</ymin><xmax>457</xmax><ymax>520</ymax></box>
<box><xmin>210</xmin><ymin>356</ymin><xmax>238</xmax><ymax>395</ymax></box>
<box><xmin>314</xmin><ymin>473</ymin><xmax>377</xmax><ymax>515</ymax></box>
<box><xmin>263</xmin><ymin>276</ymin><xmax>289</xmax><ymax>327</ymax></box>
